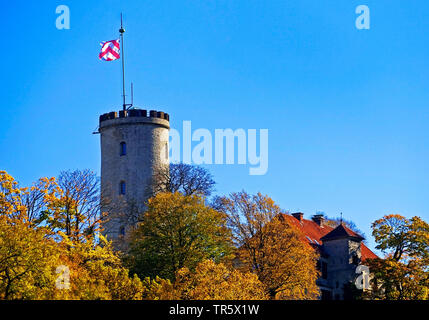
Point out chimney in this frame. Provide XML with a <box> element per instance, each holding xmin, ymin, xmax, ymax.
<box><xmin>292</xmin><ymin>212</ymin><xmax>304</xmax><ymax>221</ymax></box>
<box><xmin>312</xmin><ymin>214</ymin><xmax>325</xmax><ymax>227</ymax></box>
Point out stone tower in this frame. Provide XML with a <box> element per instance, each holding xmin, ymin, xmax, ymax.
<box><xmin>320</xmin><ymin>224</ymin><xmax>364</xmax><ymax>300</ymax></box>
<box><xmin>98</xmin><ymin>109</ymin><xmax>170</xmax><ymax>247</ymax></box>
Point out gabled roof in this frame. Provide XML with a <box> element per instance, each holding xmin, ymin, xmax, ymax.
<box><xmin>320</xmin><ymin>223</ymin><xmax>365</xmax><ymax>242</ymax></box>
<box><xmin>361</xmin><ymin>243</ymin><xmax>378</xmax><ymax>260</ymax></box>
<box><xmin>282</xmin><ymin>213</ymin><xmax>378</xmax><ymax>261</ymax></box>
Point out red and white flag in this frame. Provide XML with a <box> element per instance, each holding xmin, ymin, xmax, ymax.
<box><xmin>99</xmin><ymin>39</ymin><xmax>120</xmax><ymax>61</ymax></box>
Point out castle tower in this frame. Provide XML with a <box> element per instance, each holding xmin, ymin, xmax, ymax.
<box><xmin>98</xmin><ymin>109</ymin><xmax>170</xmax><ymax>246</ymax></box>
<box><xmin>320</xmin><ymin>224</ymin><xmax>364</xmax><ymax>300</ymax></box>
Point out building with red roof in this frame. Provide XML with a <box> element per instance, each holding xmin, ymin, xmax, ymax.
<box><xmin>284</xmin><ymin>212</ymin><xmax>378</xmax><ymax>300</ymax></box>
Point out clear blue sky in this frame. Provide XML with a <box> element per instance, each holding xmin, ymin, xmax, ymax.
<box><xmin>1</xmin><ymin>1</ymin><xmax>429</xmax><ymax>252</ymax></box>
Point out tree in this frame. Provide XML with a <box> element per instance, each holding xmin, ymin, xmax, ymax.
<box><xmin>151</xmin><ymin>163</ymin><xmax>216</xmax><ymax>197</ymax></box>
<box><xmin>220</xmin><ymin>191</ymin><xmax>320</xmax><ymax>299</ymax></box>
<box><xmin>22</xmin><ymin>176</ymin><xmax>60</xmax><ymax>223</ymax></box>
<box><xmin>0</xmin><ymin>171</ymin><xmax>64</xmax><ymax>299</ymax></box>
<box><xmin>0</xmin><ymin>212</ymin><xmax>62</xmax><ymax>299</ymax></box>
<box><xmin>56</xmin><ymin>170</ymin><xmax>101</xmax><ymax>238</ymax></box>
<box><xmin>17</xmin><ymin>169</ymin><xmax>103</xmax><ymax>242</ymax></box>
<box><xmin>58</xmin><ymin>235</ymin><xmax>144</xmax><ymax>300</ymax></box>
<box><xmin>0</xmin><ymin>171</ymin><xmax>31</xmax><ymax>220</ymax></box>
<box><xmin>0</xmin><ymin>170</ymin><xmax>144</xmax><ymax>300</ymax></box>
<box><xmin>128</xmin><ymin>192</ymin><xmax>232</xmax><ymax>281</ymax></box>
<box><xmin>372</xmin><ymin>215</ymin><xmax>429</xmax><ymax>261</ymax></box>
<box><xmin>141</xmin><ymin>260</ymin><xmax>267</xmax><ymax>300</ymax></box>
<box><xmin>173</xmin><ymin>260</ymin><xmax>268</xmax><ymax>300</ymax></box>
<box><xmin>0</xmin><ymin>224</ymin><xmax>144</xmax><ymax>300</ymax></box>
<box><xmin>365</xmin><ymin>214</ymin><xmax>429</xmax><ymax>300</ymax></box>
<box><xmin>34</xmin><ymin>169</ymin><xmax>102</xmax><ymax>241</ymax></box>
<box><xmin>141</xmin><ymin>276</ymin><xmax>176</xmax><ymax>300</ymax></box>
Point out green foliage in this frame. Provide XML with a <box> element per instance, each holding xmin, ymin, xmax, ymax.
<box><xmin>366</xmin><ymin>214</ymin><xmax>429</xmax><ymax>300</ymax></box>
<box><xmin>128</xmin><ymin>192</ymin><xmax>233</xmax><ymax>280</ymax></box>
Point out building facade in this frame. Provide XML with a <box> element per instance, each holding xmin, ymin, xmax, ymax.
<box><xmin>286</xmin><ymin>212</ymin><xmax>377</xmax><ymax>300</ymax></box>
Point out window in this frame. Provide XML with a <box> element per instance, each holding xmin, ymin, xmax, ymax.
<box><xmin>119</xmin><ymin>181</ymin><xmax>126</xmax><ymax>195</ymax></box>
<box><xmin>120</xmin><ymin>142</ymin><xmax>126</xmax><ymax>156</ymax></box>
<box><xmin>120</xmin><ymin>226</ymin><xmax>125</xmax><ymax>236</ymax></box>
<box><xmin>317</xmin><ymin>261</ymin><xmax>328</xmax><ymax>279</ymax></box>
<box><xmin>321</xmin><ymin>261</ymin><xmax>328</xmax><ymax>279</ymax></box>
<box><xmin>351</xmin><ymin>253</ymin><xmax>360</xmax><ymax>265</ymax></box>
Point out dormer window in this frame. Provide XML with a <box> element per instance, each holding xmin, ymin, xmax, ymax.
<box><xmin>120</xmin><ymin>142</ymin><xmax>127</xmax><ymax>156</ymax></box>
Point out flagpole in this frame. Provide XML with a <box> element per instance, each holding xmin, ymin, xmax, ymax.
<box><xmin>119</xmin><ymin>13</ymin><xmax>126</xmax><ymax>111</ymax></box>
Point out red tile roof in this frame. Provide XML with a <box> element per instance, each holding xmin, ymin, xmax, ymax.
<box><xmin>361</xmin><ymin>243</ymin><xmax>378</xmax><ymax>260</ymax></box>
<box><xmin>282</xmin><ymin>214</ymin><xmax>378</xmax><ymax>261</ymax></box>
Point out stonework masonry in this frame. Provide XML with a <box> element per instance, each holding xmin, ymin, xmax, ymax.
<box><xmin>99</xmin><ymin>109</ymin><xmax>169</xmax><ymax>247</ymax></box>
<box><xmin>322</xmin><ymin>238</ymin><xmax>362</xmax><ymax>299</ymax></box>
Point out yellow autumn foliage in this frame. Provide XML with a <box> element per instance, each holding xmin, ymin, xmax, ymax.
<box><xmin>1</xmin><ymin>171</ymin><xmax>323</xmax><ymax>301</ymax></box>
<box><xmin>221</xmin><ymin>192</ymin><xmax>320</xmax><ymax>300</ymax></box>
<box><xmin>0</xmin><ymin>170</ymin><xmax>144</xmax><ymax>300</ymax></box>
<box><xmin>144</xmin><ymin>260</ymin><xmax>267</xmax><ymax>300</ymax></box>
<box><xmin>174</xmin><ymin>260</ymin><xmax>268</xmax><ymax>300</ymax></box>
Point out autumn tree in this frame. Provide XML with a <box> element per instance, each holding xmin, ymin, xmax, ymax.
<box><xmin>141</xmin><ymin>276</ymin><xmax>176</xmax><ymax>300</ymax></box>
<box><xmin>57</xmin><ymin>170</ymin><xmax>101</xmax><ymax>237</ymax></box>
<box><xmin>220</xmin><ymin>191</ymin><xmax>320</xmax><ymax>300</ymax></box>
<box><xmin>0</xmin><ymin>223</ymin><xmax>144</xmax><ymax>300</ymax></box>
<box><xmin>22</xmin><ymin>176</ymin><xmax>60</xmax><ymax>223</ymax></box>
<box><xmin>0</xmin><ymin>170</ymin><xmax>144</xmax><ymax>300</ymax></box>
<box><xmin>173</xmin><ymin>260</ymin><xmax>267</xmax><ymax>300</ymax></box>
<box><xmin>57</xmin><ymin>235</ymin><xmax>144</xmax><ymax>300</ymax></box>
<box><xmin>128</xmin><ymin>192</ymin><xmax>232</xmax><ymax>281</ymax></box>
<box><xmin>141</xmin><ymin>260</ymin><xmax>267</xmax><ymax>300</ymax></box>
<box><xmin>365</xmin><ymin>214</ymin><xmax>429</xmax><ymax>300</ymax></box>
<box><xmin>33</xmin><ymin>170</ymin><xmax>102</xmax><ymax>241</ymax></box>
<box><xmin>0</xmin><ymin>212</ymin><xmax>62</xmax><ymax>299</ymax></box>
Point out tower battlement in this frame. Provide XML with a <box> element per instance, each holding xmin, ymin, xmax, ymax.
<box><xmin>99</xmin><ymin>109</ymin><xmax>170</xmax><ymax>123</ymax></box>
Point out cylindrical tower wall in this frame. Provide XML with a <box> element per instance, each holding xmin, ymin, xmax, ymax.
<box><xmin>99</xmin><ymin>109</ymin><xmax>169</xmax><ymax>243</ymax></box>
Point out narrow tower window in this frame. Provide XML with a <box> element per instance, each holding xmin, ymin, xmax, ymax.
<box><xmin>120</xmin><ymin>142</ymin><xmax>127</xmax><ymax>156</ymax></box>
<box><xmin>321</xmin><ymin>261</ymin><xmax>328</xmax><ymax>279</ymax></box>
<box><xmin>119</xmin><ymin>181</ymin><xmax>126</xmax><ymax>195</ymax></box>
